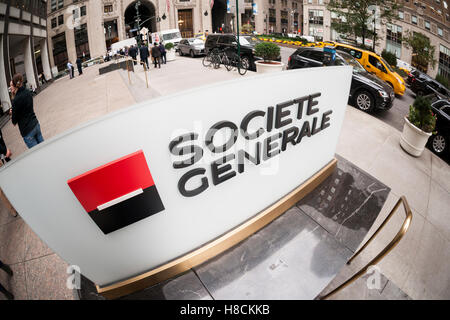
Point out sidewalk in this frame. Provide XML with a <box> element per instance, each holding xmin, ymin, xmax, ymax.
<box><xmin>0</xmin><ymin>57</ymin><xmax>449</xmax><ymax>299</ymax></box>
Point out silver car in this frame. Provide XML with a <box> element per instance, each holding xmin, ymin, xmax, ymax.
<box><xmin>177</xmin><ymin>38</ymin><xmax>205</xmax><ymax>57</ymax></box>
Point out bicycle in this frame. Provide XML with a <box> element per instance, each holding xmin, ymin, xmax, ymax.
<box><xmin>227</xmin><ymin>53</ymin><xmax>249</xmax><ymax>76</ymax></box>
<box><xmin>211</xmin><ymin>49</ymin><xmax>230</xmax><ymax>69</ymax></box>
<box><xmin>202</xmin><ymin>49</ymin><xmax>216</xmax><ymax>67</ymax></box>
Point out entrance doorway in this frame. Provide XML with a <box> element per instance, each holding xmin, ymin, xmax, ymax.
<box><xmin>212</xmin><ymin>0</ymin><xmax>227</xmax><ymax>33</ymax></box>
<box><xmin>178</xmin><ymin>9</ymin><xmax>193</xmax><ymax>38</ymax></box>
<box><xmin>124</xmin><ymin>0</ymin><xmax>156</xmax><ymax>42</ymax></box>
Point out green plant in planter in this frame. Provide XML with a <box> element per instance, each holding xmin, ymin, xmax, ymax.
<box><xmin>254</xmin><ymin>42</ymin><xmax>280</xmax><ymax>62</ymax></box>
<box><xmin>165</xmin><ymin>42</ymin><xmax>174</xmax><ymax>51</ymax></box>
<box><xmin>408</xmin><ymin>95</ymin><xmax>437</xmax><ymax>133</ymax></box>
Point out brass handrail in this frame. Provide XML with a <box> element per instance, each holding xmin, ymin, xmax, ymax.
<box><xmin>319</xmin><ymin>195</ymin><xmax>413</xmax><ymax>299</ymax></box>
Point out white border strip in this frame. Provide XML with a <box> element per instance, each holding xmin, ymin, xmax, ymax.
<box><xmin>97</xmin><ymin>188</ymin><xmax>143</xmax><ymax>211</ymax></box>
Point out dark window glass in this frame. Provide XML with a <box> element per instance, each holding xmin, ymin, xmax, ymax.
<box><xmin>58</xmin><ymin>14</ymin><xmax>64</xmax><ymax>25</ymax></box>
<box><xmin>75</xmin><ymin>23</ymin><xmax>90</xmax><ymax>59</ymax></box>
<box><xmin>80</xmin><ymin>5</ymin><xmax>86</xmax><ymax>16</ymax></box>
<box><xmin>308</xmin><ymin>51</ymin><xmax>324</xmax><ymax>62</ymax></box>
<box><xmin>51</xmin><ymin>17</ymin><xmax>57</xmax><ymax>28</ymax></box>
<box><xmin>52</xmin><ymin>32</ymin><xmax>68</xmax><ymax>71</ymax></box>
<box><xmin>369</xmin><ymin>55</ymin><xmax>386</xmax><ymax>72</ymax></box>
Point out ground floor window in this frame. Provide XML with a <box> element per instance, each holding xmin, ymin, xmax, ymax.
<box><xmin>75</xmin><ymin>24</ymin><xmax>90</xmax><ymax>61</ymax></box>
<box><xmin>52</xmin><ymin>32</ymin><xmax>68</xmax><ymax>72</ymax></box>
<box><xmin>438</xmin><ymin>44</ymin><xmax>450</xmax><ymax>80</ymax></box>
<box><xmin>386</xmin><ymin>24</ymin><xmax>402</xmax><ymax>58</ymax></box>
<box><xmin>178</xmin><ymin>9</ymin><xmax>193</xmax><ymax>38</ymax></box>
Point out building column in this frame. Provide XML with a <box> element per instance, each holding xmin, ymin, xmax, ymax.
<box><xmin>23</xmin><ymin>36</ymin><xmax>37</xmax><ymax>90</ymax></box>
<box><xmin>0</xmin><ymin>35</ymin><xmax>12</xmax><ymax>112</ymax></box>
<box><xmin>40</xmin><ymin>38</ymin><xmax>52</xmax><ymax>81</ymax></box>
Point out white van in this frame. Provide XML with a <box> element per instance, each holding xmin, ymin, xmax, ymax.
<box><xmin>151</xmin><ymin>29</ymin><xmax>182</xmax><ymax>47</ymax></box>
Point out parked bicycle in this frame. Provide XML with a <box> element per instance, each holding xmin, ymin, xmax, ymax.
<box><xmin>227</xmin><ymin>52</ymin><xmax>249</xmax><ymax>76</ymax></box>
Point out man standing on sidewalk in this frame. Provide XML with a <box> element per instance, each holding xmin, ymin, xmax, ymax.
<box><xmin>159</xmin><ymin>42</ymin><xmax>167</xmax><ymax>64</ymax></box>
<box><xmin>0</xmin><ymin>260</ymin><xmax>14</xmax><ymax>300</ymax></box>
<box><xmin>139</xmin><ymin>44</ymin><xmax>150</xmax><ymax>69</ymax></box>
<box><xmin>129</xmin><ymin>45</ymin><xmax>137</xmax><ymax>65</ymax></box>
<box><xmin>151</xmin><ymin>42</ymin><xmax>161</xmax><ymax>69</ymax></box>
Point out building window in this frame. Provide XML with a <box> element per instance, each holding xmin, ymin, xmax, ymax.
<box><xmin>281</xmin><ymin>10</ymin><xmax>288</xmax><ymax>24</ymax></box>
<box><xmin>438</xmin><ymin>27</ymin><xmax>443</xmax><ymax>36</ymax></box>
<box><xmin>438</xmin><ymin>44</ymin><xmax>450</xmax><ymax>79</ymax></box>
<box><xmin>52</xmin><ymin>32</ymin><xmax>68</xmax><ymax>71</ymax></box>
<box><xmin>281</xmin><ymin>0</ymin><xmax>287</xmax><ymax>7</ymax></box>
<box><xmin>318</xmin><ymin>0</ymin><xmax>324</xmax><ymax>4</ymax></box>
<box><xmin>411</xmin><ymin>15</ymin><xmax>417</xmax><ymax>24</ymax></box>
<box><xmin>425</xmin><ymin>21</ymin><xmax>430</xmax><ymax>30</ymax></box>
<box><xmin>75</xmin><ymin>23</ymin><xmax>91</xmax><ymax>60</ymax></box>
<box><xmin>398</xmin><ymin>11</ymin><xmax>404</xmax><ymax>20</ymax></box>
<box><xmin>104</xmin><ymin>5</ymin><xmax>113</xmax><ymax>13</ymax></box>
<box><xmin>58</xmin><ymin>14</ymin><xmax>64</xmax><ymax>25</ymax></box>
<box><xmin>268</xmin><ymin>0</ymin><xmax>275</xmax><ymax>5</ymax></box>
<box><xmin>80</xmin><ymin>6</ymin><xmax>86</xmax><ymax>16</ymax></box>
<box><xmin>51</xmin><ymin>17</ymin><xmax>57</xmax><ymax>28</ymax></box>
<box><xmin>386</xmin><ymin>23</ymin><xmax>402</xmax><ymax>58</ymax></box>
<box><xmin>51</xmin><ymin>0</ymin><xmax>57</xmax><ymax>12</ymax></box>
<box><xmin>58</xmin><ymin>0</ymin><xmax>64</xmax><ymax>9</ymax></box>
<box><xmin>309</xmin><ymin>10</ymin><xmax>324</xmax><ymax>25</ymax></box>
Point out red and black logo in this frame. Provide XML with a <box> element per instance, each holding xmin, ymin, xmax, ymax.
<box><xmin>67</xmin><ymin>150</ymin><xmax>164</xmax><ymax>234</ymax></box>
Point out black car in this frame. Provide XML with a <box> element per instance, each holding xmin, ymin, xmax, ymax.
<box><xmin>406</xmin><ymin>68</ymin><xmax>422</xmax><ymax>86</ymax></box>
<box><xmin>428</xmin><ymin>98</ymin><xmax>450</xmax><ymax>156</ymax></box>
<box><xmin>204</xmin><ymin>34</ymin><xmax>281</xmax><ymax>71</ymax></box>
<box><xmin>410</xmin><ymin>74</ymin><xmax>450</xmax><ymax>98</ymax></box>
<box><xmin>287</xmin><ymin>47</ymin><xmax>395</xmax><ymax>112</ymax></box>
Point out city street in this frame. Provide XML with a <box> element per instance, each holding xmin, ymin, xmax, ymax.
<box><xmin>279</xmin><ymin>45</ymin><xmax>413</xmax><ymax>133</ymax></box>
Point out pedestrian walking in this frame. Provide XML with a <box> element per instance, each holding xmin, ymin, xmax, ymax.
<box><xmin>76</xmin><ymin>57</ymin><xmax>83</xmax><ymax>75</ymax></box>
<box><xmin>0</xmin><ymin>260</ymin><xmax>14</xmax><ymax>300</ymax></box>
<box><xmin>67</xmin><ymin>61</ymin><xmax>73</xmax><ymax>79</ymax></box>
<box><xmin>151</xmin><ymin>42</ymin><xmax>161</xmax><ymax>68</ymax></box>
<box><xmin>159</xmin><ymin>42</ymin><xmax>167</xmax><ymax>64</ymax></box>
<box><xmin>139</xmin><ymin>44</ymin><xmax>150</xmax><ymax>69</ymax></box>
<box><xmin>9</xmin><ymin>73</ymin><xmax>44</xmax><ymax>149</ymax></box>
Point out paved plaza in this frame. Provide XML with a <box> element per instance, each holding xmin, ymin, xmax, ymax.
<box><xmin>0</xmin><ymin>56</ymin><xmax>449</xmax><ymax>300</ymax></box>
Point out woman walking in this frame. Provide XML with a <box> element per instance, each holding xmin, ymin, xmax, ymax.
<box><xmin>9</xmin><ymin>73</ymin><xmax>44</xmax><ymax>149</ymax></box>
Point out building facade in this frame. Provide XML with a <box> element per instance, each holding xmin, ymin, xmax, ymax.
<box><xmin>45</xmin><ymin>0</ymin><xmax>449</xmax><ymax>78</ymax></box>
<box><xmin>0</xmin><ymin>0</ymin><xmax>52</xmax><ymax>113</ymax></box>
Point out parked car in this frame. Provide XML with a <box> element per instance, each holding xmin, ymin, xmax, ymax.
<box><xmin>428</xmin><ymin>98</ymin><xmax>450</xmax><ymax>156</ymax></box>
<box><xmin>177</xmin><ymin>38</ymin><xmax>206</xmax><ymax>57</ymax></box>
<box><xmin>204</xmin><ymin>34</ymin><xmax>281</xmax><ymax>71</ymax></box>
<box><xmin>287</xmin><ymin>47</ymin><xmax>395</xmax><ymax>112</ymax></box>
<box><xmin>410</xmin><ymin>74</ymin><xmax>450</xmax><ymax>98</ymax></box>
<box><xmin>333</xmin><ymin>42</ymin><xmax>406</xmax><ymax>96</ymax></box>
<box><xmin>406</xmin><ymin>68</ymin><xmax>422</xmax><ymax>86</ymax></box>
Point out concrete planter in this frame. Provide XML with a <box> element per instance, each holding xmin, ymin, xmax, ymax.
<box><xmin>167</xmin><ymin>50</ymin><xmax>176</xmax><ymax>62</ymax></box>
<box><xmin>255</xmin><ymin>61</ymin><xmax>284</xmax><ymax>73</ymax></box>
<box><xmin>400</xmin><ymin>116</ymin><xmax>432</xmax><ymax>157</ymax></box>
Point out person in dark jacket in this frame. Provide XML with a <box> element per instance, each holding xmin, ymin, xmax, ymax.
<box><xmin>159</xmin><ymin>42</ymin><xmax>167</xmax><ymax>64</ymax></box>
<box><xmin>76</xmin><ymin>57</ymin><xmax>83</xmax><ymax>75</ymax></box>
<box><xmin>139</xmin><ymin>44</ymin><xmax>150</xmax><ymax>69</ymax></box>
<box><xmin>129</xmin><ymin>45</ymin><xmax>138</xmax><ymax>65</ymax></box>
<box><xmin>151</xmin><ymin>42</ymin><xmax>161</xmax><ymax>68</ymax></box>
<box><xmin>9</xmin><ymin>73</ymin><xmax>44</xmax><ymax>149</ymax></box>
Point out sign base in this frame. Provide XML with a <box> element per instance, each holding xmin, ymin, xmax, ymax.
<box><xmin>96</xmin><ymin>158</ymin><xmax>338</xmax><ymax>299</ymax></box>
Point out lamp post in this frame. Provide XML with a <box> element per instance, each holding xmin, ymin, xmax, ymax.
<box><xmin>236</xmin><ymin>0</ymin><xmax>240</xmax><ymax>58</ymax></box>
<box><xmin>372</xmin><ymin>9</ymin><xmax>376</xmax><ymax>51</ymax></box>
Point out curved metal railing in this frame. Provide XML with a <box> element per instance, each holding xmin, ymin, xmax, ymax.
<box><xmin>319</xmin><ymin>195</ymin><xmax>413</xmax><ymax>299</ymax></box>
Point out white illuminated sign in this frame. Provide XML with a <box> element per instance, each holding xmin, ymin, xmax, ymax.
<box><xmin>0</xmin><ymin>67</ymin><xmax>352</xmax><ymax>286</ymax></box>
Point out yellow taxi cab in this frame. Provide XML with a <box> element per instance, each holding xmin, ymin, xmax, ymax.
<box><xmin>194</xmin><ymin>32</ymin><xmax>207</xmax><ymax>41</ymax></box>
<box><xmin>333</xmin><ymin>42</ymin><xmax>406</xmax><ymax>96</ymax></box>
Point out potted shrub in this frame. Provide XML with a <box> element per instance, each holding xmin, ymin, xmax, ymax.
<box><xmin>254</xmin><ymin>42</ymin><xmax>284</xmax><ymax>73</ymax></box>
<box><xmin>165</xmin><ymin>42</ymin><xmax>176</xmax><ymax>62</ymax></box>
<box><xmin>400</xmin><ymin>95</ymin><xmax>437</xmax><ymax>157</ymax></box>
